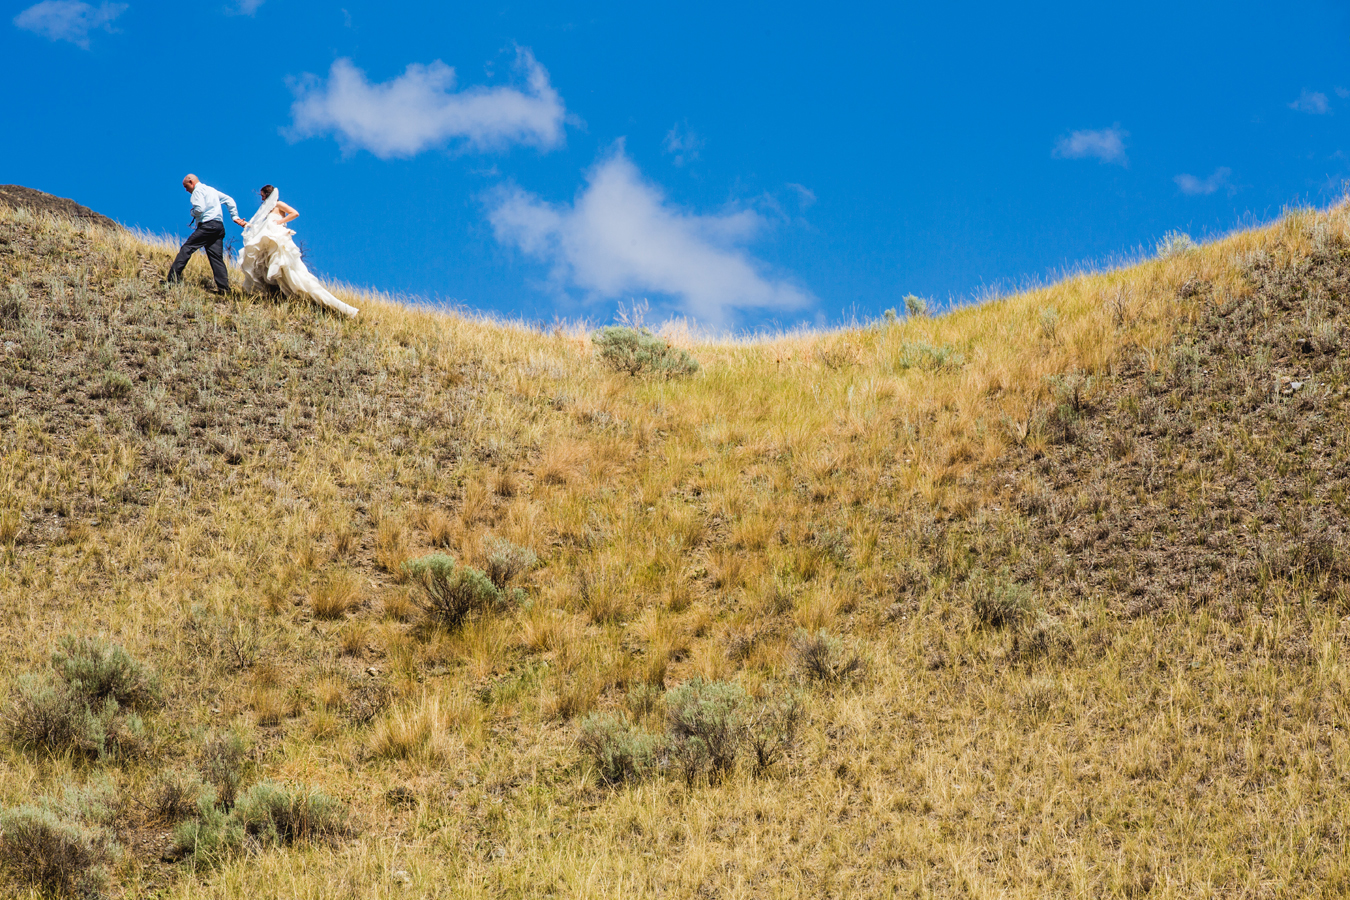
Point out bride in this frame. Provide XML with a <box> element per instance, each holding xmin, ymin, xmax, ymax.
<box><xmin>239</xmin><ymin>185</ymin><xmax>358</xmax><ymax>317</ymax></box>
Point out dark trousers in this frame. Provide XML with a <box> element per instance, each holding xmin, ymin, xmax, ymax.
<box><xmin>167</xmin><ymin>220</ymin><xmax>229</xmax><ymax>291</ymax></box>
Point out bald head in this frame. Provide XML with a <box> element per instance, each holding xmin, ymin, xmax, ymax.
<box><xmin>182</xmin><ymin>174</ymin><xmax>199</xmax><ymax>192</ymax></box>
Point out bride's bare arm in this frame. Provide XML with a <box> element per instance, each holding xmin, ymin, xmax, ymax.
<box><xmin>275</xmin><ymin>201</ymin><xmax>299</xmax><ymax>225</ymax></box>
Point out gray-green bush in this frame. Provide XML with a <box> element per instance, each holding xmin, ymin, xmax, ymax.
<box><xmin>9</xmin><ymin>676</ymin><xmax>116</xmax><ymax>758</ymax></box>
<box><xmin>743</xmin><ymin>688</ymin><xmax>803</xmax><ymax>775</ymax></box>
<box><xmin>579</xmin><ymin>682</ymin><xmax>805</xmax><ymax>787</ymax></box>
<box><xmin>591</xmin><ymin>326</ymin><xmax>699</xmax><ymax>378</ymax></box>
<box><xmin>970</xmin><ymin>571</ymin><xmax>1037</xmax><ymax>629</ymax></box>
<box><xmin>1</xmin><ymin>281</ymin><xmax>24</xmax><ymax>324</ymax></box>
<box><xmin>8</xmin><ymin>677</ymin><xmax>146</xmax><ymax>760</ymax></box>
<box><xmin>894</xmin><ymin>341</ymin><xmax>963</xmax><ymax>372</ymax></box>
<box><xmin>150</xmin><ymin>769</ymin><xmax>208</xmax><ymax>824</ymax></box>
<box><xmin>1157</xmin><ymin>230</ymin><xmax>1197</xmax><ymax>258</ymax></box>
<box><xmin>483</xmin><ymin>536</ymin><xmax>538</xmax><ymax>590</ymax></box>
<box><xmin>90</xmin><ymin>371</ymin><xmax>132</xmax><ymax>401</ymax></box>
<box><xmin>199</xmin><ymin>731</ymin><xmax>247</xmax><ymax>808</ymax></box>
<box><xmin>232</xmin><ymin>781</ymin><xmax>348</xmax><ymax>845</ymax></box>
<box><xmin>792</xmin><ymin>629</ymin><xmax>865</xmax><ymax>684</ymax></box>
<box><xmin>665</xmin><ymin>678</ymin><xmax>747</xmax><ymax>784</ymax></box>
<box><xmin>0</xmin><ymin>782</ymin><xmax>120</xmax><ymax>898</ymax></box>
<box><xmin>404</xmin><ymin>553</ymin><xmax>501</xmax><ymax>629</ymax></box>
<box><xmin>52</xmin><ymin>636</ymin><xmax>161</xmax><ymax>710</ymax></box>
<box><xmin>171</xmin><ymin>790</ymin><xmax>243</xmax><ymax>872</ymax></box>
<box><xmin>578</xmin><ymin>714</ymin><xmax>659</xmax><ymax>785</ymax></box>
<box><xmin>7</xmin><ymin>637</ymin><xmax>160</xmax><ymax>759</ymax></box>
<box><xmin>172</xmin><ymin>781</ymin><xmax>347</xmax><ymax>871</ymax></box>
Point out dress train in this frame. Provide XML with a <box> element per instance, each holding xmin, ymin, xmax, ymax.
<box><xmin>238</xmin><ymin>190</ymin><xmax>358</xmax><ymax>318</ymax></box>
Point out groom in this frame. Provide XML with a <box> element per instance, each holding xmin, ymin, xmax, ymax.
<box><xmin>166</xmin><ymin>174</ymin><xmax>247</xmax><ymax>294</ymax></box>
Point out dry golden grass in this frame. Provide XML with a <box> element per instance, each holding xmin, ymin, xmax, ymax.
<box><xmin>420</xmin><ymin>506</ymin><xmax>457</xmax><ymax>549</ymax></box>
<box><xmin>2</xmin><ymin>201</ymin><xmax>1350</xmax><ymax>898</ymax></box>
<box><xmin>336</xmin><ymin>620</ymin><xmax>369</xmax><ymax>656</ymax></box>
<box><xmin>378</xmin><ymin>590</ymin><xmax>418</xmax><ymax>623</ymax></box>
<box><xmin>309</xmin><ymin>570</ymin><xmax>361</xmax><ymax>620</ymax></box>
<box><xmin>369</xmin><ymin>690</ymin><xmax>482</xmax><ymax>762</ymax></box>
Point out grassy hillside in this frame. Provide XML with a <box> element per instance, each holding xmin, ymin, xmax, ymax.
<box><xmin>0</xmin><ymin>197</ymin><xmax>1348</xmax><ymax>899</ymax></box>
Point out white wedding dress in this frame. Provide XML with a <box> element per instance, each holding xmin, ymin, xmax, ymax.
<box><xmin>239</xmin><ymin>190</ymin><xmax>358</xmax><ymax>317</ymax></box>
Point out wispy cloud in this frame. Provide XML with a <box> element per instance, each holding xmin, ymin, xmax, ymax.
<box><xmin>288</xmin><ymin>47</ymin><xmax>567</xmax><ymax>158</ymax></box>
<box><xmin>1290</xmin><ymin>89</ymin><xmax>1330</xmax><ymax>114</ymax></box>
<box><xmin>487</xmin><ymin>146</ymin><xmax>811</xmax><ymax>326</ymax></box>
<box><xmin>1052</xmin><ymin>126</ymin><xmax>1128</xmax><ymax>166</ymax></box>
<box><xmin>786</xmin><ymin>183</ymin><xmax>816</xmax><ymax>210</ymax></box>
<box><xmin>13</xmin><ymin>0</ymin><xmax>126</xmax><ymax>48</ymax></box>
<box><xmin>662</xmin><ymin>123</ymin><xmax>704</xmax><ymax>167</ymax></box>
<box><xmin>227</xmin><ymin>0</ymin><xmax>264</xmax><ymax>16</ymax></box>
<box><xmin>1174</xmin><ymin>167</ymin><xmax>1234</xmax><ymax>196</ymax></box>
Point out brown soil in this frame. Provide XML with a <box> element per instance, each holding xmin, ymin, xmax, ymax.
<box><xmin>0</xmin><ymin>185</ymin><xmax>119</xmax><ymax>230</ymax></box>
<box><xmin>958</xmin><ymin>239</ymin><xmax>1350</xmax><ymax>635</ymax></box>
<box><xmin>0</xmin><ymin>216</ymin><xmax>482</xmax><ymax>549</ymax></box>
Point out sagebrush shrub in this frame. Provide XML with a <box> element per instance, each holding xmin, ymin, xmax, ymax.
<box><xmin>10</xmin><ymin>636</ymin><xmax>162</xmax><ymax>758</ymax></box>
<box><xmin>90</xmin><ymin>372</ymin><xmax>132</xmax><ymax>400</ymax></box>
<box><xmin>151</xmin><ymin>770</ymin><xmax>208</xmax><ymax>824</ymax></box>
<box><xmin>171</xmin><ymin>790</ymin><xmax>242</xmax><ymax>872</ymax></box>
<box><xmin>903</xmin><ymin>293</ymin><xmax>930</xmax><ymax>317</ymax></box>
<box><xmin>1157</xmin><ymin>230</ymin><xmax>1196</xmax><ymax>258</ymax></box>
<box><xmin>665</xmin><ymin>678</ymin><xmax>747</xmax><ymax>783</ymax></box>
<box><xmin>483</xmin><ymin>536</ymin><xmax>538</xmax><ymax>590</ymax></box>
<box><xmin>8</xmin><ymin>676</ymin><xmax>117</xmax><ymax>759</ymax></box>
<box><xmin>1013</xmin><ymin>612</ymin><xmax>1074</xmax><ymax>661</ymax></box>
<box><xmin>172</xmin><ymin>781</ymin><xmax>347</xmax><ymax>870</ymax></box>
<box><xmin>591</xmin><ymin>326</ymin><xmax>699</xmax><ymax>378</ymax></box>
<box><xmin>577</xmin><ymin>714</ymin><xmax>658</xmax><ymax>785</ymax></box>
<box><xmin>51</xmin><ymin>635</ymin><xmax>162</xmax><ymax>711</ymax></box>
<box><xmin>894</xmin><ymin>341</ymin><xmax>963</xmax><ymax>372</ymax></box>
<box><xmin>743</xmin><ymin>688</ymin><xmax>803</xmax><ymax>775</ymax></box>
<box><xmin>232</xmin><ymin>781</ymin><xmax>347</xmax><ymax>845</ymax></box>
<box><xmin>579</xmin><ymin>682</ymin><xmax>803</xmax><ymax>786</ymax></box>
<box><xmin>199</xmin><ymin>731</ymin><xmax>247</xmax><ymax>808</ymax></box>
<box><xmin>792</xmin><ymin>629</ymin><xmax>865</xmax><ymax>684</ymax></box>
<box><xmin>0</xmin><ymin>784</ymin><xmax>121</xmax><ymax>899</ymax></box>
<box><xmin>403</xmin><ymin>554</ymin><xmax>500</xmax><ymax>629</ymax></box>
<box><xmin>970</xmin><ymin>572</ymin><xmax>1036</xmax><ymax>629</ymax></box>
<box><xmin>1</xmin><ymin>281</ymin><xmax>25</xmax><ymax>324</ymax></box>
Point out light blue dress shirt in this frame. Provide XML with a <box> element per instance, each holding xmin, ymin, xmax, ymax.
<box><xmin>189</xmin><ymin>183</ymin><xmax>240</xmax><ymax>226</ymax></box>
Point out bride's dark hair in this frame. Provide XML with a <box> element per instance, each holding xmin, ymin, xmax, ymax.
<box><xmin>258</xmin><ymin>184</ymin><xmax>275</xmax><ymax>200</ymax></box>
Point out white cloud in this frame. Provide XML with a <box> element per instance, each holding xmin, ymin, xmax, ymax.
<box><xmin>1338</xmin><ymin>87</ymin><xmax>1350</xmax><ymax>99</ymax></box>
<box><xmin>288</xmin><ymin>47</ymin><xmax>566</xmax><ymax>158</ymax></box>
<box><xmin>487</xmin><ymin>147</ymin><xmax>812</xmax><ymax>325</ymax></box>
<box><xmin>1290</xmin><ymin>89</ymin><xmax>1330</xmax><ymax>114</ymax></box>
<box><xmin>1052</xmin><ymin>126</ymin><xmax>1128</xmax><ymax>165</ymax></box>
<box><xmin>786</xmin><ymin>183</ymin><xmax>816</xmax><ymax>209</ymax></box>
<box><xmin>227</xmin><ymin>0</ymin><xmax>264</xmax><ymax>15</ymax></box>
<box><xmin>662</xmin><ymin>123</ymin><xmax>704</xmax><ymax>167</ymax></box>
<box><xmin>1174</xmin><ymin>167</ymin><xmax>1233</xmax><ymax>196</ymax></box>
<box><xmin>13</xmin><ymin>0</ymin><xmax>126</xmax><ymax>48</ymax></box>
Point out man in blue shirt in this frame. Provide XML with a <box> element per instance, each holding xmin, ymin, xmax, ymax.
<box><xmin>166</xmin><ymin>174</ymin><xmax>247</xmax><ymax>294</ymax></box>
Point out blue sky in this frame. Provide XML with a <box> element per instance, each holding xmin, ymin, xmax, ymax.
<box><xmin>3</xmin><ymin>0</ymin><xmax>1348</xmax><ymax>331</ymax></box>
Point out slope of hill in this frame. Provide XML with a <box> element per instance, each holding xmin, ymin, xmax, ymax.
<box><xmin>0</xmin><ymin>195</ymin><xmax>1347</xmax><ymax>899</ymax></box>
<box><xmin>0</xmin><ymin>185</ymin><xmax>118</xmax><ymax>230</ymax></box>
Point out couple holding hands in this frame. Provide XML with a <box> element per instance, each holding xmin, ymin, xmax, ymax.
<box><xmin>166</xmin><ymin>174</ymin><xmax>358</xmax><ymax>318</ymax></box>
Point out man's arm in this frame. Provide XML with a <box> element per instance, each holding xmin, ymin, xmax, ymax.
<box><xmin>219</xmin><ymin>191</ymin><xmax>247</xmax><ymax>227</ymax></box>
